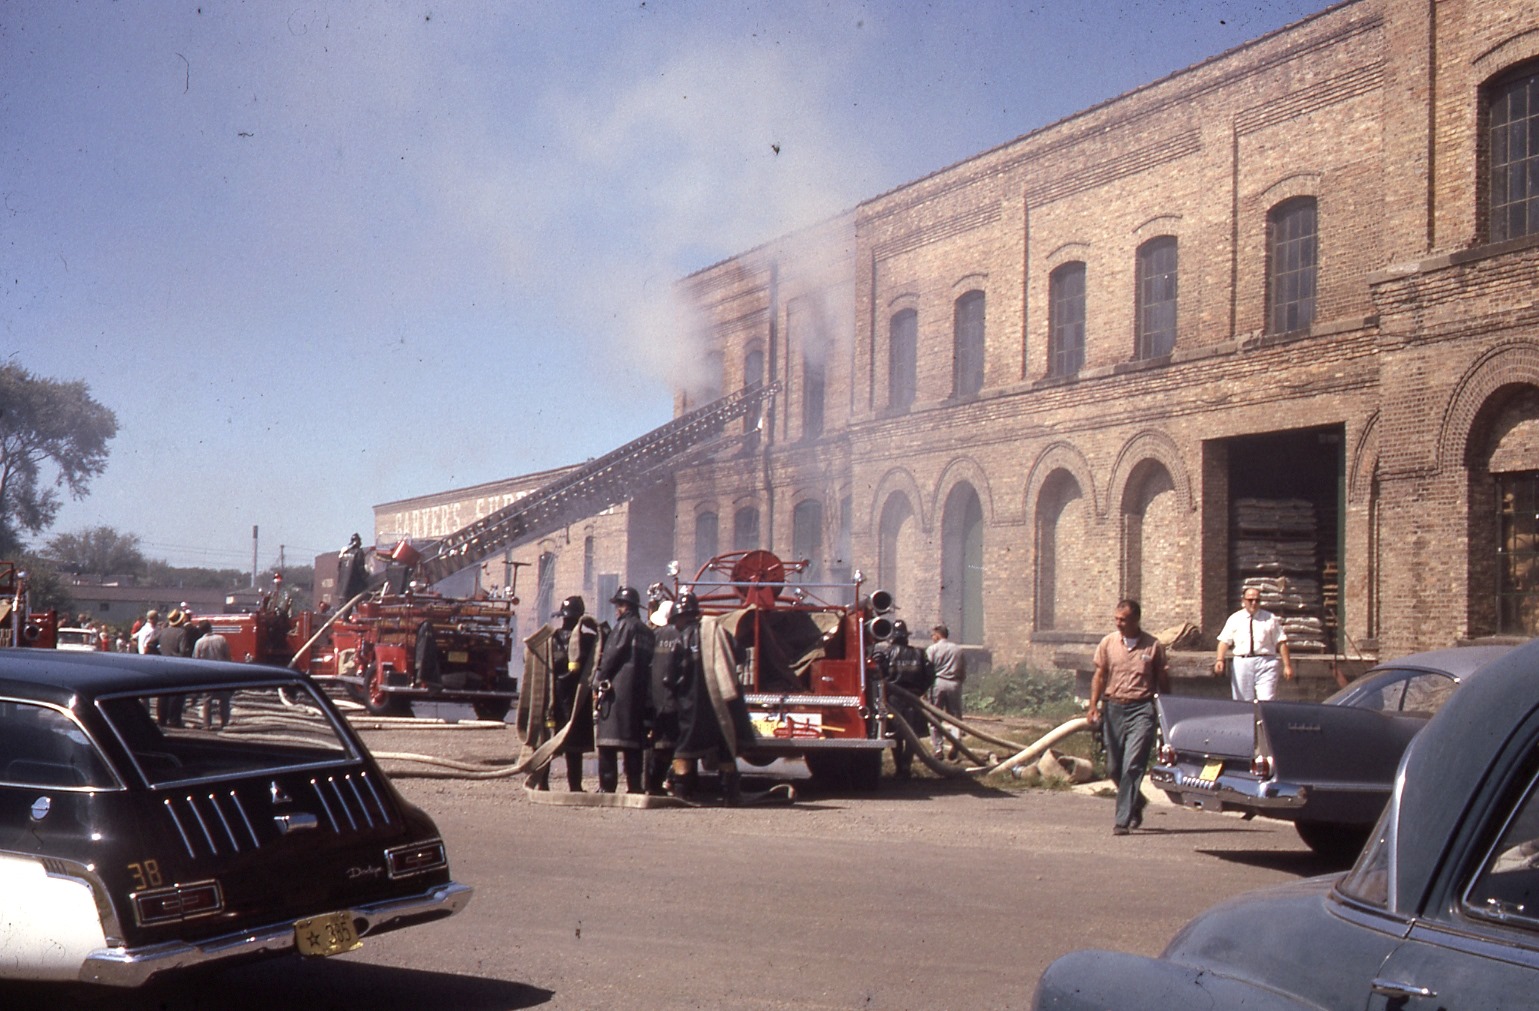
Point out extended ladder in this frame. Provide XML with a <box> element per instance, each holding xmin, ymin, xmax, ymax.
<box><xmin>415</xmin><ymin>381</ymin><xmax>780</xmax><ymax>585</ymax></box>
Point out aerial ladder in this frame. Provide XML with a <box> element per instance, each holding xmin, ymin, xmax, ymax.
<box><xmin>414</xmin><ymin>380</ymin><xmax>780</xmax><ymax>586</ymax></box>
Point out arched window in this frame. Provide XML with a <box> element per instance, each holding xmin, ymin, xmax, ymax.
<box><xmin>1488</xmin><ymin>64</ymin><xmax>1539</xmax><ymax>242</ymax></box>
<box><xmin>792</xmin><ymin>500</ymin><xmax>824</xmax><ymax>583</ymax></box>
<box><xmin>877</xmin><ymin>493</ymin><xmax>914</xmax><ymax>602</ymax></box>
<box><xmin>941</xmin><ymin>483</ymin><xmax>984</xmax><ymax>643</ymax></box>
<box><xmin>1048</xmin><ymin>263</ymin><xmax>1086</xmax><ymax>377</ymax></box>
<box><xmin>743</xmin><ymin>345</ymin><xmax>765</xmax><ymax>432</ymax></box>
<box><xmin>1266</xmin><ymin>198</ymin><xmax>1316</xmax><ymax>334</ymax></box>
<box><xmin>1135</xmin><ymin>237</ymin><xmax>1177</xmax><ymax>359</ymax></box>
<box><xmin>803</xmin><ymin>352</ymin><xmax>826</xmax><ymax>439</ymax></box>
<box><xmin>694</xmin><ymin>511</ymin><xmax>719</xmax><ymax>570</ymax></box>
<box><xmin>953</xmin><ymin>290</ymin><xmax>985</xmax><ymax>398</ymax></box>
<box><xmin>1035</xmin><ymin>471</ymin><xmax>1085</xmax><ymax>630</ymax></box>
<box><xmin>1121</xmin><ymin>462</ymin><xmax>1185</xmax><ymax>628</ymax></box>
<box><xmin>536</xmin><ymin>550</ymin><xmax>557</xmax><ymax>624</ymax></box>
<box><xmin>889</xmin><ymin>309</ymin><xmax>917</xmax><ymax>411</ymax></box>
<box><xmin>733</xmin><ymin>506</ymin><xmax>760</xmax><ymax>551</ymax></box>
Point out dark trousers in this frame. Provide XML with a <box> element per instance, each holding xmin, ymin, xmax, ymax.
<box><xmin>1103</xmin><ymin>699</ymin><xmax>1156</xmax><ymax>829</ymax></box>
<box><xmin>597</xmin><ymin>746</ymin><xmax>642</xmax><ymax>793</ymax></box>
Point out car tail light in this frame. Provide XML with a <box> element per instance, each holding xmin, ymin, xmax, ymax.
<box><xmin>1157</xmin><ymin>744</ymin><xmax>1177</xmax><ymax>765</ymax></box>
<box><xmin>133</xmin><ymin>880</ymin><xmax>224</xmax><ymax>926</ymax></box>
<box><xmin>386</xmin><ymin>839</ymin><xmax>447</xmax><ymax>879</ymax></box>
<box><xmin>1250</xmin><ymin>755</ymin><xmax>1273</xmax><ymax>778</ymax></box>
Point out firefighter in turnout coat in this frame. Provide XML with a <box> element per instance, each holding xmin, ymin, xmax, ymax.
<box><xmin>530</xmin><ymin>595</ymin><xmax>599</xmax><ymax>791</ymax></box>
<box><xmin>876</xmin><ymin>620</ymin><xmax>935</xmax><ymax>778</ymax></box>
<box><xmin>592</xmin><ymin>586</ymin><xmax>653</xmax><ymax>794</ymax></box>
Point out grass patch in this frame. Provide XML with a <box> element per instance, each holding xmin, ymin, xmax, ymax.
<box><xmin>965</xmin><ymin>661</ymin><xmax>1082</xmax><ymax>722</ymax></box>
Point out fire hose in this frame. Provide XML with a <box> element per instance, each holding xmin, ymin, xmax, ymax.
<box><xmin>883</xmin><ymin>684</ymin><xmax>1092</xmax><ymax>779</ymax></box>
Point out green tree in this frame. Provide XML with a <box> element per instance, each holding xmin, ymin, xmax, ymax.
<box><xmin>46</xmin><ymin>525</ymin><xmax>145</xmax><ymax>580</ymax></box>
<box><xmin>0</xmin><ymin>364</ymin><xmax>116</xmax><ymax>556</ymax></box>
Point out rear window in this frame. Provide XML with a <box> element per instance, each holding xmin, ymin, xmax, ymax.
<box><xmin>97</xmin><ymin>683</ymin><xmax>359</xmax><ymax>787</ymax></box>
<box><xmin>0</xmin><ymin>702</ymin><xmax>116</xmax><ymax>790</ymax></box>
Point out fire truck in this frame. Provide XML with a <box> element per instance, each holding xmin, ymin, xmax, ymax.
<box><xmin>672</xmin><ymin>549</ymin><xmax>894</xmax><ymax>790</ymax></box>
<box><xmin>208</xmin><ymin>380</ymin><xmax>787</xmax><ymax>721</ymax></box>
<box><xmin>196</xmin><ymin>559</ymin><xmax>519</xmax><ymax>721</ymax></box>
<box><xmin>0</xmin><ymin>562</ymin><xmax>58</xmax><ymax>649</ymax></box>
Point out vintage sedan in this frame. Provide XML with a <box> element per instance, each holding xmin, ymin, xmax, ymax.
<box><xmin>1036</xmin><ymin>637</ymin><xmax>1539</xmax><ymax>1010</ymax></box>
<box><xmin>0</xmin><ymin>649</ymin><xmax>471</xmax><ymax>987</ymax></box>
<box><xmin>1150</xmin><ymin>643</ymin><xmax>1516</xmax><ymax>856</ymax></box>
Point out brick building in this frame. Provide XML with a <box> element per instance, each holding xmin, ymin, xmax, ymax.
<box><xmin>382</xmin><ymin>0</ymin><xmax>1539</xmax><ymax>673</ymax></box>
<box><xmin>671</xmin><ymin>0</ymin><xmax>1539</xmax><ymax>669</ymax></box>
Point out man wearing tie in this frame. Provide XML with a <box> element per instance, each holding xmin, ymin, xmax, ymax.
<box><xmin>1214</xmin><ymin>589</ymin><xmax>1295</xmax><ymax>701</ymax></box>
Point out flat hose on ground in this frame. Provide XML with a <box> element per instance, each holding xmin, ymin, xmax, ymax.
<box><xmin>884</xmin><ymin>683</ymin><xmax>1092</xmax><ymax>777</ymax></box>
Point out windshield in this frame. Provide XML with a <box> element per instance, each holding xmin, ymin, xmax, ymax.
<box><xmin>97</xmin><ymin>682</ymin><xmax>359</xmax><ymax>787</ymax></box>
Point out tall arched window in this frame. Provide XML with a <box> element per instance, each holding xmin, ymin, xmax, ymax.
<box><xmin>941</xmin><ymin>483</ymin><xmax>984</xmax><ymax>643</ymax></box>
<box><xmin>1489</xmin><ymin>63</ymin><xmax>1539</xmax><ymax>242</ymax></box>
<box><xmin>536</xmin><ymin>550</ymin><xmax>557</xmax><ymax>623</ymax></box>
<box><xmin>877</xmin><ymin>493</ymin><xmax>914</xmax><ymax>602</ymax></box>
<box><xmin>1048</xmin><ymin>263</ymin><xmax>1086</xmax><ymax>377</ymax></box>
<box><xmin>694</xmin><ymin>511</ymin><xmax>719</xmax><ymax>570</ymax></box>
<box><xmin>743</xmin><ymin>344</ymin><xmax>765</xmax><ymax>432</ymax></box>
<box><xmin>1266</xmin><ymin>198</ymin><xmax>1317</xmax><ymax>334</ymax></box>
<box><xmin>1135</xmin><ymin>237</ymin><xmax>1177</xmax><ymax>359</ymax></box>
<box><xmin>792</xmin><ymin>500</ymin><xmax>824</xmax><ymax>583</ymax></box>
<box><xmin>803</xmin><ymin>352</ymin><xmax>826</xmax><ymax>439</ymax></box>
<box><xmin>1035</xmin><ymin>471</ymin><xmax>1085</xmax><ymax>630</ymax></box>
<box><xmin>953</xmin><ymin>290</ymin><xmax>985</xmax><ymax>398</ymax></box>
<box><xmin>889</xmin><ymin>309</ymin><xmax>917</xmax><ymax>411</ymax></box>
<box><xmin>733</xmin><ymin>506</ymin><xmax>760</xmax><ymax>551</ymax></box>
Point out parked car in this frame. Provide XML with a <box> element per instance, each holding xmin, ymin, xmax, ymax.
<box><xmin>1035</xmin><ymin>637</ymin><xmax>1539</xmax><ymax>1009</ymax></box>
<box><xmin>0</xmin><ymin>649</ymin><xmax>471</xmax><ymax>987</ymax></box>
<box><xmin>1150</xmin><ymin>643</ymin><xmax>1516</xmax><ymax>856</ymax></box>
<box><xmin>53</xmin><ymin>627</ymin><xmax>102</xmax><ymax>652</ymax></box>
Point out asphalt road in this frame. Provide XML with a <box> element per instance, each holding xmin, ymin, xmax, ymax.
<box><xmin>26</xmin><ymin>717</ymin><xmax>1342</xmax><ymax>1011</ymax></box>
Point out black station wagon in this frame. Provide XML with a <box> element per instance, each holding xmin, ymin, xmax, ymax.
<box><xmin>0</xmin><ymin>649</ymin><xmax>471</xmax><ymax>987</ymax></box>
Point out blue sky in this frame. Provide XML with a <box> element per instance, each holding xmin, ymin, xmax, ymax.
<box><xmin>1</xmin><ymin>0</ymin><xmax>1329</xmax><ymax>569</ymax></box>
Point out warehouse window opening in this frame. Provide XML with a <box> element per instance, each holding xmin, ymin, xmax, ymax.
<box><xmin>1135</xmin><ymin>237</ymin><xmax>1177</xmax><ymax>360</ymax></box>
<box><xmin>1049</xmin><ymin>263</ymin><xmax>1086</xmax><ymax>377</ymax></box>
<box><xmin>1488</xmin><ymin>63</ymin><xmax>1539</xmax><ymax>243</ymax></box>
<box><xmin>1266</xmin><ymin>198</ymin><xmax>1316</xmax><ymax>335</ymax></box>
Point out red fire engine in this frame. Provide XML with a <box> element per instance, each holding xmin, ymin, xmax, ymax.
<box><xmin>0</xmin><ymin>562</ymin><xmax>58</xmax><ymax>649</ymax></box>
<box><xmin>674</xmin><ymin>550</ymin><xmax>894</xmax><ymax>790</ymax></box>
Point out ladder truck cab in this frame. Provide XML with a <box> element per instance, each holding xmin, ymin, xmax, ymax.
<box><xmin>676</xmin><ymin>550</ymin><xmax>894</xmax><ymax>791</ymax></box>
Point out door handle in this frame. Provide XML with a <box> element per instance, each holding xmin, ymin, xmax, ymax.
<box><xmin>1370</xmin><ymin>976</ymin><xmax>1436</xmax><ymax>999</ymax></box>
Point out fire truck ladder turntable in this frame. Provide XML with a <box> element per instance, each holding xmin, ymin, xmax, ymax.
<box><xmin>414</xmin><ymin>380</ymin><xmax>781</xmax><ymax>586</ymax></box>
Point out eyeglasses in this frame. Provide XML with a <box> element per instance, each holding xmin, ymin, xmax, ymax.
<box><xmin>1242</xmin><ymin>597</ymin><xmax>1260</xmax><ymax>603</ymax></box>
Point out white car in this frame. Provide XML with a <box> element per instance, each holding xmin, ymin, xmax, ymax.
<box><xmin>53</xmin><ymin>627</ymin><xmax>101</xmax><ymax>652</ymax></box>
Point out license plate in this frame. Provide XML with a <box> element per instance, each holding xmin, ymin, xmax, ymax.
<box><xmin>294</xmin><ymin>911</ymin><xmax>362</xmax><ymax>957</ymax></box>
<box><xmin>1200</xmin><ymin>760</ymin><xmax>1223</xmax><ymax>782</ymax></box>
<box><xmin>448</xmin><ymin>650</ymin><xmax>469</xmax><ymax>664</ymax></box>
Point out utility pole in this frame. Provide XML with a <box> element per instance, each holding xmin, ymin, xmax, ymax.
<box><xmin>251</xmin><ymin>525</ymin><xmax>259</xmax><ymax>588</ymax></box>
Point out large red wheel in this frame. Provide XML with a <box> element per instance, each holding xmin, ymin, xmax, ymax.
<box><xmin>730</xmin><ymin>550</ymin><xmax>786</xmax><ymax>608</ymax></box>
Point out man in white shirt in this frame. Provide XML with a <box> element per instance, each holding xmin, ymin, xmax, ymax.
<box><xmin>1213</xmin><ymin>589</ymin><xmax>1295</xmax><ymax>701</ymax></box>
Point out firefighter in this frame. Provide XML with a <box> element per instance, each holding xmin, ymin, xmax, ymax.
<box><xmin>645</xmin><ymin>587</ymin><xmax>679</xmax><ymax>796</ymax></box>
<box><xmin>532</xmin><ymin>595</ymin><xmax>598</xmax><ymax>792</ymax></box>
<box><xmin>875</xmin><ymin>620</ymin><xmax>934</xmax><ymax>778</ymax></box>
<box><xmin>665</xmin><ymin>591</ymin><xmax>743</xmax><ymax>804</ymax></box>
<box><xmin>592</xmin><ymin>586</ymin><xmax>653</xmax><ymax>794</ymax></box>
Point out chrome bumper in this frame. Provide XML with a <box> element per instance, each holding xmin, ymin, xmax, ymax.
<box><xmin>1148</xmin><ymin>765</ymin><xmax>1306</xmax><ymax>812</ymax></box>
<box><xmin>79</xmin><ymin>880</ymin><xmax>474</xmax><ymax>988</ymax></box>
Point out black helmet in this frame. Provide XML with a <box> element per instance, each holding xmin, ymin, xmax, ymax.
<box><xmin>890</xmin><ymin>619</ymin><xmax>909</xmax><ymax>644</ymax></box>
<box><xmin>558</xmin><ymin>595</ymin><xmax>585</xmax><ymax>620</ymax></box>
<box><xmin>674</xmin><ymin>591</ymin><xmax>701</xmax><ymax>621</ymax></box>
<box><xmin>610</xmin><ymin>586</ymin><xmax>641</xmax><ymax>608</ymax></box>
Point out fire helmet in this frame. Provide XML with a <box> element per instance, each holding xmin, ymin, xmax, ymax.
<box><xmin>558</xmin><ymin>595</ymin><xmax>586</xmax><ymax>620</ymax></box>
<box><xmin>610</xmin><ymin>586</ymin><xmax>641</xmax><ymax>608</ymax></box>
<box><xmin>674</xmin><ymin>591</ymin><xmax>701</xmax><ymax>620</ymax></box>
<box><xmin>890</xmin><ymin>619</ymin><xmax>910</xmax><ymax>644</ymax></box>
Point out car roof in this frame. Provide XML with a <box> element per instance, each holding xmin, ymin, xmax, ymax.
<box><xmin>1367</xmin><ymin>643</ymin><xmax>1518</xmax><ymax>679</ymax></box>
<box><xmin>0</xmin><ymin>649</ymin><xmax>302</xmax><ymax>708</ymax></box>
<box><xmin>1384</xmin><ymin>638</ymin><xmax>1538</xmax><ymax>913</ymax></box>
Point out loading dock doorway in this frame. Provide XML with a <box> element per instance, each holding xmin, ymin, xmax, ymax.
<box><xmin>1221</xmin><ymin>425</ymin><xmax>1344</xmax><ymax>655</ymax></box>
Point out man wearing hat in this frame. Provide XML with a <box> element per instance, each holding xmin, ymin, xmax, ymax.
<box><xmin>591</xmin><ymin>586</ymin><xmax>653</xmax><ymax>794</ymax></box>
<box><xmin>155</xmin><ymin>610</ymin><xmax>194</xmax><ymax>727</ymax></box>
